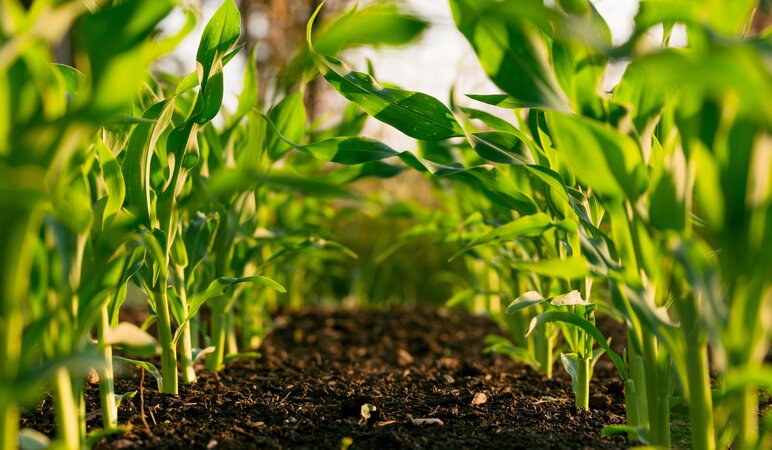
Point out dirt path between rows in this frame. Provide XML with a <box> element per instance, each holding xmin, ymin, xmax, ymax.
<box><xmin>23</xmin><ymin>307</ymin><xmax>630</xmax><ymax>449</ymax></box>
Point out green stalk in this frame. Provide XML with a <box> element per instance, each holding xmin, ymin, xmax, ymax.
<box><xmin>576</xmin><ymin>357</ymin><xmax>591</xmax><ymax>409</ymax></box>
<box><xmin>52</xmin><ymin>367</ymin><xmax>79</xmax><ymax>450</ymax></box>
<box><xmin>685</xmin><ymin>342</ymin><xmax>715</xmax><ymax>450</ymax></box>
<box><xmin>0</xmin><ymin>395</ymin><xmax>18</xmax><ymax>450</ymax></box>
<box><xmin>0</xmin><ymin>312</ymin><xmax>22</xmax><ymax>450</ymax></box>
<box><xmin>97</xmin><ymin>305</ymin><xmax>117</xmax><ymax>429</ymax></box>
<box><xmin>154</xmin><ymin>284</ymin><xmax>178</xmax><ymax>394</ymax></box>
<box><xmin>627</xmin><ymin>333</ymin><xmax>648</xmax><ymax>428</ymax></box>
<box><xmin>624</xmin><ymin>378</ymin><xmax>640</xmax><ymax>430</ymax></box>
<box><xmin>642</xmin><ymin>333</ymin><xmax>670</xmax><ymax>447</ymax></box>
<box><xmin>0</xmin><ymin>210</ymin><xmax>41</xmax><ymax>449</ymax></box>
<box><xmin>534</xmin><ymin>330</ymin><xmax>554</xmax><ymax>378</ymax></box>
<box><xmin>205</xmin><ymin>301</ymin><xmax>227</xmax><ymax>372</ymax></box>
<box><xmin>174</xmin><ymin>267</ymin><xmax>196</xmax><ymax>384</ymax></box>
<box><xmin>731</xmin><ymin>384</ymin><xmax>757</xmax><ymax>450</ymax></box>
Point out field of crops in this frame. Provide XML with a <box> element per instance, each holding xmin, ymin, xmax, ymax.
<box><xmin>1</xmin><ymin>0</ymin><xmax>770</xmax><ymax>449</ymax></box>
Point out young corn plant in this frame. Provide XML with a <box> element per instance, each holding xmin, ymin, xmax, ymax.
<box><xmin>506</xmin><ymin>290</ymin><xmax>627</xmax><ymax>409</ymax></box>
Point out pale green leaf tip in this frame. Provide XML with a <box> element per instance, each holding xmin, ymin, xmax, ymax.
<box><xmin>306</xmin><ymin>1</ymin><xmax>326</xmax><ymax>54</ymax></box>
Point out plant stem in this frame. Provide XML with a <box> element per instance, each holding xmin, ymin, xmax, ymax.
<box><xmin>97</xmin><ymin>305</ymin><xmax>117</xmax><ymax>429</ymax></box>
<box><xmin>206</xmin><ymin>301</ymin><xmax>226</xmax><ymax>372</ymax></box>
<box><xmin>733</xmin><ymin>384</ymin><xmax>757</xmax><ymax>450</ymax></box>
<box><xmin>0</xmin><ymin>395</ymin><xmax>18</xmax><ymax>450</ymax></box>
<box><xmin>53</xmin><ymin>367</ymin><xmax>80</xmax><ymax>450</ymax></box>
<box><xmin>534</xmin><ymin>330</ymin><xmax>554</xmax><ymax>379</ymax></box>
<box><xmin>576</xmin><ymin>357</ymin><xmax>591</xmax><ymax>409</ymax></box>
<box><xmin>175</xmin><ymin>267</ymin><xmax>196</xmax><ymax>384</ymax></box>
<box><xmin>154</xmin><ymin>284</ymin><xmax>178</xmax><ymax>394</ymax></box>
<box><xmin>642</xmin><ymin>332</ymin><xmax>670</xmax><ymax>447</ymax></box>
<box><xmin>685</xmin><ymin>342</ymin><xmax>715</xmax><ymax>450</ymax></box>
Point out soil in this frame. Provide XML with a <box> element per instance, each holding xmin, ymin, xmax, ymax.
<box><xmin>21</xmin><ymin>308</ymin><xmax>631</xmax><ymax>449</ymax></box>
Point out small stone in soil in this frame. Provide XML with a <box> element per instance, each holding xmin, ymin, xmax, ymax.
<box><xmin>472</xmin><ymin>392</ymin><xmax>488</xmax><ymax>405</ymax></box>
<box><xmin>412</xmin><ymin>418</ymin><xmax>444</xmax><ymax>426</ymax></box>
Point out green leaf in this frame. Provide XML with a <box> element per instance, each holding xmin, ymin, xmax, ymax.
<box><xmin>601</xmin><ymin>425</ymin><xmax>650</xmax><ymax>445</ymax></box>
<box><xmin>483</xmin><ymin>335</ymin><xmax>540</xmax><ymax>369</ymax></box>
<box><xmin>449</xmin><ymin>0</ymin><xmax>568</xmax><ymax>110</ymax></box>
<box><xmin>649</xmin><ymin>169</ymin><xmax>686</xmax><ymax>232</ymax></box>
<box><xmin>318</xmin><ymin>57</ymin><xmax>464</xmax><ymax>141</ymax></box>
<box><xmin>548</xmin><ymin>112</ymin><xmax>647</xmax><ymax>200</ymax></box>
<box><xmin>505</xmin><ymin>291</ymin><xmax>547</xmax><ymax>314</ymax></box>
<box><xmin>206</xmin><ymin>169</ymin><xmax>354</xmax><ymax>199</ymax></box>
<box><xmin>266</xmin><ymin>91</ymin><xmax>307</xmax><ymax>159</ymax></box>
<box><xmin>96</xmin><ymin>139</ymin><xmax>125</xmax><ymax>223</ymax></box>
<box><xmin>196</xmin><ymin>0</ymin><xmax>241</xmax><ymax>83</ymax></box>
<box><xmin>466</xmin><ymin>94</ymin><xmax>521</xmax><ymax>109</ymax></box>
<box><xmin>78</xmin><ymin>0</ymin><xmax>174</xmax><ymax>115</ymax></box>
<box><xmin>173</xmin><ymin>276</ymin><xmax>285</xmax><ymax>345</ymax></box>
<box><xmin>469</xmin><ymin>131</ymin><xmax>535</xmax><ymax>165</ymax></box>
<box><xmin>511</xmin><ymin>256</ymin><xmax>590</xmax><ymax>280</ymax></box>
<box><xmin>303</xmin><ymin>136</ymin><xmax>399</xmax><ymax>164</ymax></box>
<box><xmin>104</xmin><ymin>322</ymin><xmax>160</xmax><ymax>357</ymax></box>
<box><xmin>114</xmin><ymin>356</ymin><xmax>162</xmax><ymax>391</ymax></box>
<box><xmin>193</xmin><ymin>0</ymin><xmax>241</xmax><ymax>123</ymax></box>
<box><xmin>52</xmin><ymin>63</ymin><xmax>84</xmax><ymax>96</ymax></box>
<box><xmin>526</xmin><ymin>310</ymin><xmax>627</xmax><ymax>378</ymax></box>
<box><xmin>451</xmin><ymin>213</ymin><xmax>553</xmax><ymax>260</ymax></box>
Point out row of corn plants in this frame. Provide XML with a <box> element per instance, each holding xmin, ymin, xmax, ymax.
<box><xmin>0</xmin><ymin>0</ymin><xmax>435</xmax><ymax>448</ymax></box>
<box><xmin>307</xmin><ymin>0</ymin><xmax>771</xmax><ymax>448</ymax></box>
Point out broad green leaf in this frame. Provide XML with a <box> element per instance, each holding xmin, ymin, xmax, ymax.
<box><xmin>548</xmin><ymin>112</ymin><xmax>647</xmax><ymax>199</ymax></box>
<box><xmin>452</xmin><ymin>213</ymin><xmax>553</xmax><ymax>260</ymax></box>
<box><xmin>206</xmin><ymin>168</ymin><xmax>355</xmax><ymax>199</ymax></box>
<box><xmin>551</xmin><ymin>2</ymin><xmax>610</xmax><ymax>118</ymax></box>
<box><xmin>78</xmin><ymin>0</ymin><xmax>174</xmax><ymax>115</ymax></box>
<box><xmin>305</xmin><ymin>7</ymin><xmax>462</xmax><ymax>141</ymax></box>
<box><xmin>104</xmin><ymin>322</ymin><xmax>160</xmax><ymax>357</ymax></box>
<box><xmin>318</xmin><ymin>57</ymin><xmax>464</xmax><ymax>141</ymax></box>
<box><xmin>193</xmin><ymin>0</ymin><xmax>241</xmax><ymax>123</ymax></box>
<box><xmin>302</xmin><ymin>137</ymin><xmax>399</xmax><ymax>164</ymax></box>
<box><xmin>649</xmin><ymin>169</ymin><xmax>686</xmax><ymax>232</ymax></box>
<box><xmin>526</xmin><ymin>310</ymin><xmax>627</xmax><ymax>378</ymax></box>
<box><xmin>266</xmin><ymin>91</ymin><xmax>307</xmax><ymax>159</ymax></box>
<box><xmin>445</xmin><ymin>288</ymin><xmax>477</xmax><ymax>307</ymax></box>
<box><xmin>229</xmin><ymin>46</ymin><xmax>259</xmax><ymax>128</ymax></box>
<box><xmin>196</xmin><ymin>0</ymin><xmax>241</xmax><ymax>84</ymax></box>
<box><xmin>466</xmin><ymin>94</ymin><xmax>521</xmax><ymax>109</ymax></box>
<box><xmin>449</xmin><ymin>0</ymin><xmax>568</xmax><ymax>110</ymax></box>
<box><xmin>512</xmin><ymin>256</ymin><xmax>590</xmax><ymax>280</ymax></box>
<box><xmin>458</xmin><ymin>106</ymin><xmax>519</xmax><ymax>133</ymax></box>
<box><xmin>96</xmin><ymin>139</ymin><xmax>125</xmax><ymax>223</ymax></box>
<box><xmin>121</xmin><ymin>99</ymin><xmax>175</xmax><ymax>227</ymax></box>
<box><xmin>469</xmin><ymin>131</ymin><xmax>534</xmax><ymax>165</ymax></box>
<box><xmin>52</xmin><ymin>63</ymin><xmax>84</xmax><ymax>96</ymax></box>
<box><xmin>505</xmin><ymin>291</ymin><xmax>547</xmax><ymax>314</ymax></box>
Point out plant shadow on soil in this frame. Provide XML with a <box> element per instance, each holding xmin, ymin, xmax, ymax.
<box><xmin>22</xmin><ymin>308</ymin><xmax>635</xmax><ymax>449</ymax></box>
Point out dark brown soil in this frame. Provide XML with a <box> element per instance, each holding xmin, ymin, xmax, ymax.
<box><xmin>21</xmin><ymin>308</ymin><xmax>630</xmax><ymax>449</ymax></box>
